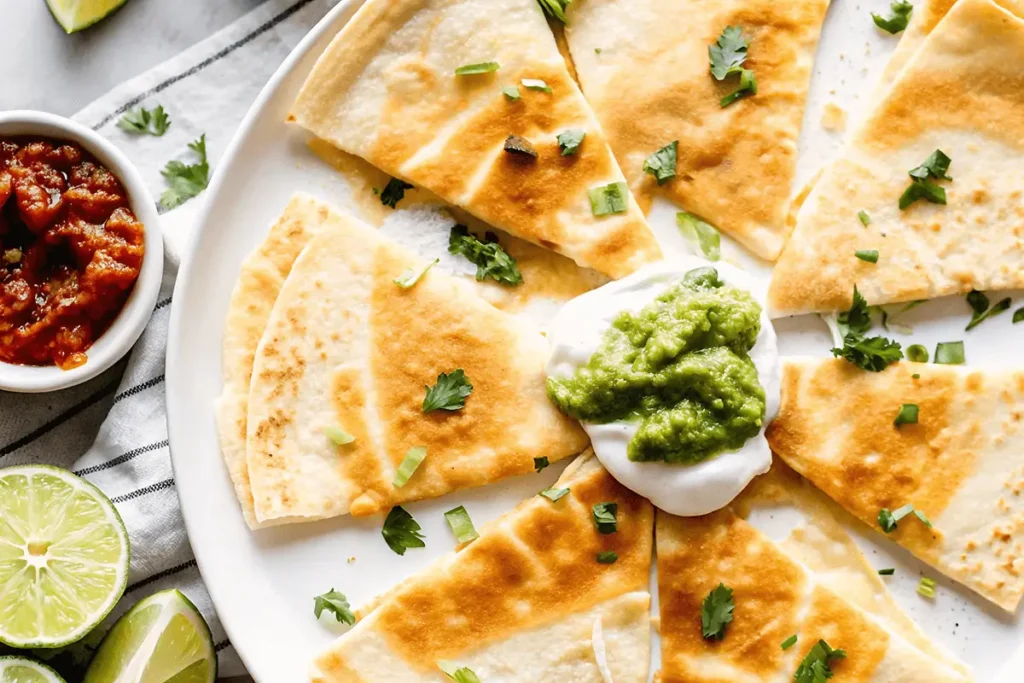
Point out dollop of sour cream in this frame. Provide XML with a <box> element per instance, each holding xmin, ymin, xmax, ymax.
<box><xmin>546</xmin><ymin>258</ymin><xmax>780</xmax><ymax>516</ymax></box>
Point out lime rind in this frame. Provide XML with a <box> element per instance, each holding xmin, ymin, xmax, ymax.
<box><xmin>0</xmin><ymin>465</ymin><xmax>129</xmax><ymax>649</ymax></box>
<box><xmin>45</xmin><ymin>0</ymin><xmax>129</xmax><ymax>34</ymax></box>
<box><xmin>0</xmin><ymin>655</ymin><xmax>67</xmax><ymax>682</ymax></box>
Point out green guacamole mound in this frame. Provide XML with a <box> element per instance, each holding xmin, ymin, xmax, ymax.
<box><xmin>548</xmin><ymin>267</ymin><xmax>767</xmax><ymax>464</ymax></box>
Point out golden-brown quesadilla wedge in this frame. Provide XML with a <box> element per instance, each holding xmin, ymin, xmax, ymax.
<box><xmin>873</xmin><ymin>0</ymin><xmax>959</xmax><ymax>98</ymax></box>
<box><xmin>310</xmin><ymin>453</ymin><xmax>653</xmax><ymax>682</ymax></box>
<box><xmin>245</xmin><ymin>203</ymin><xmax>588</xmax><ymax>525</ymax></box>
<box><xmin>768</xmin><ymin>357</ymin><xmax>1024</xmax><ymax>612</ymax></box>
<box><xmin>289</xmin><ymin>0</ymin><xmax>661</xmax><ymax>279</ymax></box>
<box><xmin>769</xmin><ymin>0</ymin><xmax>1024</xmax><ymax>315</ymax></box>
<box><xmin>657</xmin><ymin>509</ymin><xmax>970</xmax><ymax>682</ymax></box>
<box><xmin>563</xmin><ymin>0</ymin><xmax>830</xmax><ymax>261</ymax></box>
<box><xmin>216</xmin><ymin>193</ymin><xmax>333</xmax><ymax>528</ymax></box>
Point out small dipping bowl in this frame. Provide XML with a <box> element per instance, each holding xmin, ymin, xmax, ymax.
<box><xmin>0</xmin><ymin>110</ymin><xmax>164</xmax><ymax>393</ymax></box>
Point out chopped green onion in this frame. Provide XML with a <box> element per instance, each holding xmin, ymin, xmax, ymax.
<box><xmin>324</xmin><ymin>426</ymin><xmax>355</xmax><ymax>446</ymax></box>
<box><xmin>918</xmin><ymin>577</ymin><xmax>937</xmax><ymax>599</ymax></box>
<box><xmin>502</xmin><ymin>85</ymin><xmax>520</xmax><ymax>101</ymax></box>
<box><xmin>677</xmin><ymin>212</ymin><xmax>721</xmax><ymax>261</ymax></box>
<box><xmin>912</xmin><ymin>373</ymin><xmax>921</xmax><ymax>379</ymax></box>
<box><xmin>439</xmin><ymin>661</ymin><xmax>482</xmax><ymax>683</ymax></box>
<box><xmin>913</xmin><ymin>509</ymin><xmax>933</xmax><ymax>528</ymax></box>
<box><xmin>540</xmin><ymin>487</ymin><xmax>570</xmax><ymax>502</ymax></box>
<box><xmin>394</xmin><ymin>258</ymin><xmax>439</xmax><ymax>289</ymax></box>
<box><xmin>588</xmin><ymin>182</ymin><xmax>629</xmax><ymax>216</ymax></box>
<box><xmin>444</xmin><ymin>505</ymin><xmax>479</xmax><ymax>544</ymax></box>
<box><xmin>934</xmin><ymin>341</ymin><xmax>965</xmax><ymax>365</ymax></box>
<box><xmin>894</xmin><ymin>403</ymin><xmax>919</xmax><ymax>426</ymax></box>
<box><xmin>534</xmin><ymin>456</ymin><xmax>549</xmax><ymax>473</ymax></box>
<box><xmin>878</xmin><ymin>502</ymin><xmax>929</xmax><ymax>533</ymax></box>
<box><xmin>392</xmin><ymin>447</ymin><xmax>427</xmax><ymax>488</ymax></box>
<box><xmin>857</xmin><ymin>210</ymin><xmax>871</xmax><ymax>226</ymax></box>
<box><xmin>596</xmin><ymin>551</ymin><xmax>618</xmax><ymax>564</ymax></box>
<box><xmin>455</xmin><ymin>62</ymin><xmax>499</xmax><ymax>75</ymax></box>
<box><xmin>906</xmin><ymin>344</ymin><xmax>928</xmax><ymax>363</ymax></box>
<box><xmin>781</xmin><ymin>634</ymin><xmax>798</xmax><ymax>650</ymax></box>
<box><xmin>521</xmin><ymin>78</ymin><xmax>552</xmax><ymax>93</ymax></box>
<box><xmin>592</xmin><ymin>502</ymin><xmax>618</xmax><ymax>535</ymax></box>
<box><xmin>855</xmin><ymin>249</ymin><xmax>879</xmax><ymax>263</ymax></box>
<box><xmin>878</xmin><ymin>568</ymin><xmax>895</xmax><ymax>576</ymax></box>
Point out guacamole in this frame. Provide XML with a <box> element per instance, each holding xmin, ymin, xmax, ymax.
<box><xmin>547</xmin><ymin>267</ymin><xmax>766</xmax><ymax>464</ymax></box>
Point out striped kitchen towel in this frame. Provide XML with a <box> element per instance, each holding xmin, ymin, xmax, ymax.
<box><xmin>0</xmin><ymin>0</ymin><xmax>339</xmax><ymax>678</ymax></box>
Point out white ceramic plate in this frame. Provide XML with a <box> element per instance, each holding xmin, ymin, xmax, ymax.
<box><xmin>166</xmin><ymin>1</ymin><xmax>1024</xmax><ymax>680</ymax></box>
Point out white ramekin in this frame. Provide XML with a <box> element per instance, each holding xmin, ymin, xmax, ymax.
<box><xmin>0</xmin><ymin>110</ymin><xmax>164</xmax><ymax>393</ymax></box>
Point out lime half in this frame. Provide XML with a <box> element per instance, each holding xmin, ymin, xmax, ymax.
<box><xmin>0</xmin><ymin>465</ymin><xmax>129</xmax><ymax>648</ymax></box>
<box><xmin>45</xmin><ymin>0</ymin><xmax>129</xmax><ymax>33</ymax></box>
<box><xmin>0</xmin><ymin>656</ymin><xmax>66</xmax><ymax>683</ymax></box>
<box><xmin>84</xmin><ymin>590</ymin><xmax>216</xmax><ymax>683</ymax></box>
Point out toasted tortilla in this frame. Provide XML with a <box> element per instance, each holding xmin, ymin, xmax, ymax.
<box><xmin>311</xmin><ymin>453</ymin><xmax>653</xmax><ymax>682</ymax></box>
<box><xmin>289</xmin><ymin>0</ymin><xmax>661</xmax><ymax>279</ymax></box>
<box><xmin>215</xmin><ymin>194</ymin><xmax>333</xmax><ymax>528</ymax></box>
<box><xmin>562</xmin><ymin>0</ymin><xmax>830</xmax><ymax>261</ymax></box>
<box><xmin>769</xmin><ymin>0</ymin><xmax>1024</xmax><ymax>315</ymax></box>
<box><xmin>657</xmin><ymin>508</ymin><xmax>969</xmax><ymax>682</ymax></box>
<box><xmin>767</xmin><ymin>357</ymin><xmax>1024</xmax><ymax>612</ymax></box>
<box><xmin>245</xmin><ymin>202</ymin><xmax>588</xmax><ymax>524</ymax></box>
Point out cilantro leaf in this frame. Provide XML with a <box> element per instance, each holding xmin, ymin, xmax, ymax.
<box><xmin>439</xmin><ymin>662</ymin><xmax>482</xmax><ymax>683</ymax></box>
<box><xmin>596</xmin><ymin>551</ymin><xmax>618</xmax><ymax>564</ymax></box>
<box><xmin>872</xmin><ymin>1</ymin><xmax>914</xmax><ymax>34</ymax></box>
<box><xmin>534</xmin><ymin>456</ymin><xmax>550</xmax><ymax>473</ymax></box>
<box><xmin>899</xmin><ymin>150</ymin><xmax>951</xmax><ymax>210</ymax></box>
<box><xmin>588</xmin><ymin>182</ymin><xmax>629</xmax><ymax>216</ymax></box>
<box><xmin>422</xmin><ymin>369</ymin><xmax>473</xmax><ymax>412</ymax></box>
<box><xmin>677</xmin><ymin>211</ymin><xmax>721</xmax><ymax>261</ymax></box>
<box><xmin>838</xmin><ymin>285</ymin><xmax>872</xmax><ymax>336</ymax></box>
<box><xmin>536</xmin><ymin>0</ymin><xmax>572</xmax><ymax>23</ymax></box>
<box><xmin>794</xmin><ymin>639</ymin><xmax>847</xmax><ymax>683</ymax></box>
<box><xmin>557</xmin><ymin>129</ymin><xmax>586</xmax><ymax>156</ymax></box>
<box><xmin>643</xmin><ymin>141</ymin><xmax>678</xmax><ymax>185</ymax></box>
<box><xmin>592</xmin><ymin>502</ymin><xmax>618</xmax><ymax>534</ymax></box>
<box><xmin>1014</xmin><ymin>307</ymin><xmax>1024</xmax><ymax>324</ymax></box>
<box><xmin>448</xmin><ymin>225</ymin><xmax>523</xmax><ymax>286</ymax></box>
<box><xmin>380</xmin><ymin>178</ymin><xmax>413</xmax><ymax>208</ymax></box>
<box><xmin>540</xmin><ymin>487</ymin><xmax>570</xmax><ymax>502</ymax></box>
<box><xmin>117</xmin><ymin>105</ymin><xmax>171</xmax><ymax>137</ymax></box>
<box><xmin>831</xmin><ymin>333</ymin><xmax>903</xmax><ymax>372</ymax></box>
<box><xmin>910</xmin><ymin>149</ymin><xmax>952</xmax><ymax>181</ymax></box>
<box><xmin>720</xmin><ymin>68</ymin><xmax>757</xmax><ymax>108</ymax></box>
<box><xmin>381</xmin><ymin>506</ymin><xmax>426</xmax><ymax>555</ymax></box>
<box><xmin>701</xmin><ymin>583</ymin><xmax>734</xmax><ymax>641</ymax></box>
<box><xmin>965</xmin><ymin>291</ymin><xmax>1011</xmax><ymax>331</ymax></box>
<box><xmin>160</xmin><ymin>134</ymin><xmax>210</xmax><ymax>210</ymax></box>
<box><xmin>709</xmin><ymin>26</ymin><xmax>749</xmax><ymax>80</ymax></box>
<box><xmin>313</xmin><ymin>589</ymin><xmax>355</xmax><ymax>624</ymax></box>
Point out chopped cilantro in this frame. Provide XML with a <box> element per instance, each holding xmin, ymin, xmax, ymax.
<box><xmin>588</xmin><ymin>182</ymin><xmax>629</xmax><ymax>216</ymax></box>
<box><xmin>872</xmin><ymin>0</ymin><xmax>914</xmax><ymax>34</ymax></box>
<box><xmin>448</xmin><ymin>225</ymin><xmax>523</xmax><ymax>286</ymax></box>
<box><xmin>444</xmin><ymin>505</ymin><xmax>479</xmax><ymax>544</ymax></box>
<box><xmin>709</xmin><ymin>26</ymin><xmax>756</xmax><ymax>107</ymax></box>
<box><xmin>934</xmin><ymin>341</ymin><xmax>965</xmax><ymax>365</ymax></box>
<box><xmin>439</xmin><ymin>661</ymin><xmax>482</xmax><ymax>683</ymax></box>
<box><xmin>701</xmin><ymin>583</ymin><xmax>734</xmax><ymax>640</ymax></box>
<box><xmin>906</xmin><ymin>344</ymin><xmax>928</xmax><ymax>363</ymax></box>
<box><xmin>540</xmin><ymin>487</ymin><xmax>570</xmax><ymax>502</ymax></box>
<box><xmin>894</xmin><ymin>403</ymin><xmax>919</xmax><ymax>426</ymax></box>
<box><xmin>855</xmin><ymin>249</ymin><xmax>879</xmax><ymax>264</ymax></box>
<box><xmin>422</xmin><ymin>369</ymin><xmax>473</xmax><ymax>413</ymax></box>
<box><xmin>596</xmin><ymin>551</ymin><xmax>618</xmax><ymax>564</ymax></box>
<box><xmin>1015</xmin><ymin>307</ymin><xmax>1024</xmax><ymax>324</ymax></box>
<box><xmin>394</xmin><ymin>258</ymin><xmax>438</xmax><ymax>289</ymax></box>
<box><xmin>592</xmin><ymin>502</ymin><xmax>618</xmax><ymax>534</ymax></box>
<box><xmin>534</xmin><ymin>456</ymin><xmax>550</xmax><ymax>473</ymax></box>
<box><xmin>160</xmin><ymin>134</ymin><xmax>210</xmax><ymax>209</ymax></box>
<box><xmin>677</xmin><ymin>212</ymin><xmax>721</xmax><ymax>261</ymax></box>
<box><xmin>392</xmin><ymin>447</ymin><xmax>427</xmax><ymax>488</ymax></box>
<box><xmin>117</xmin><ymin>105</ymin><xmax>171</xmax><ymax>137</ymax></box>
<box><xmin>899</xmin><ymin>150</ymin><xmax>951</xmax><ymax>210</ymax></box>
<box><xmin>720</xmin><ymin>68</ymin><xmax>757</xmax><ymax>107</ymax></box>
<box><xmin>643</xmin><ymin>141</ymin><xmax>678</xmax><ymax>185</ymax></box>
<box><xmin>381</xmin><ymin>506</ymin><xmax>426</xmax><ymax>555</ymax></box>
<box><xmin>965</xmin><ymin>291</ymin><xmax>1011</xmax><ymax>331</ymax></box>
<box><xmin>455</xmin><ymin>62</ymin><xmax>500</xmax><ymax>75</ymax></box>
<box><xmin>794</xmin><ymin>639</ymin><xmax>846</xmax><ymax>683</ymax></box>
<box><xmin>557</xmin><ymin>129</ymin><xmax>586</xmax><ymax>156</ymax></box>
<box><xmin>831</xmin><ymin>286</ymin><xmax>903</xmax><ymax>371</ymax></box>
<box><xmin>380</xmin><ymin>178</ymin><xmax>413</xmax><ymax>208</ymax></box>
<box><xmin>312</xmin><ymin>588</ymin><xmax>355</xmax><ymax>624</ymax></box>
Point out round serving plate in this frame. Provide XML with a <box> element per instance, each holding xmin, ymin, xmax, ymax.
<box><xmin>166</xmin><ymin>1</ymin><xmax>1024</xmax><ymax>680</ymax></box>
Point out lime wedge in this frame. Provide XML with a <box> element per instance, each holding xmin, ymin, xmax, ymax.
<box><xmin>0</xmin><ymin>465</ymin><xmax>129</xmax><ymax>649</ymax></box>
<box><xmin>84</xmin><ymin>589</ymin><xmax>216</xmax><ymax>683</ymax></box>
<box><xmin>0</xmin><ymin>656</ymin><xmax>66</xmax><ymax>683</ymax></box>
<box><xmin>45</xmin><ymin>0</ymin><xmax>129</xmax><ymax>33</ymax></box>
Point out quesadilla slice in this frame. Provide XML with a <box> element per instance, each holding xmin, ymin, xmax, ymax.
<box><xmin>311</xmin><ymin>453</ymin><xmax>653</xmax><ymax>682</ymax></box>
<box><xmin>216</xmin><ymin>193</ymin><xmax>332</xmax><ymax>528</ymax></box>
<box><xmin>769</xmin><ymin>0</ymin><xmax>1024</xmax><ymax>315</ymax></box>
<box><xmin>767</xmin><ymin>357</ymin><xmax>1024</xmax><ymax>611</ymax></box>
<box><xmin>245</xmin><ymin>202</ymin><xmax>588</xmax><ymax>524</ymax></box>
<box><xmin>657</xmin><ymin>508</ymin><xmax>969</xmax><ymax>682</ymax></box>
<box><xmin>289</xmin><ymin>0</ymin><xmax>661</xmax><ymax>279</ymax></box>
<box><xmin>562</xmin><ymin>0</ymin><xmax>830</xmax><ymax>261</ymax></box>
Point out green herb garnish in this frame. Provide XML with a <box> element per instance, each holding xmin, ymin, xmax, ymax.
<box><xmin>592</xmin><ymin>502</ymin><xmax>618</xmax><ymax>534</ymax></box>
<box><xmin>855</xmin><ymin>250</ymin><xmax>879</xmax><ymax>264</ymax></box>
<box><xmin>894</xmin><ymin>403</ymin><xmax>919</xmax><ymax>426</ymax></box>
<box><xmin>502</xmin><ymin>85</ymin><xmax>521</xmax><ymax>101</ymax></box>
<box><xmin>709</xmin><ymin>27</ymin><xmax>756</xmax><ymax>107</ymax></box>
<box><xmin>596</xmin><ymin>551</ymin><xmax>618</xmax><ymax>564</ymax></box>
<box><xmin>794</xmin><ymin>639</ymin><xmax>847</xmax><ymax>683</ymax></box>
<box><xmin>448</xmin><ymin>225</ymin><xmax>523</xmax><ymax>286</ymax></box>
<box><xmin>540</xmin><ymin>487</ymin><xmax>570</xmax><ymax>502</ymax></box>
<box><xmin>557</xmin><ymin>129</ymin><xmax>586</xmax><ymax>156</ymax></box>
<box><xmin>831</xmin><ymin>286</ymin><xmax>903</xmax><ymax>371</ymax></box>
<box><xmin>392</xmin><ymin>447</ymin><xmax>427</xmax><ymax>488</ymax></box>
<box><xmin>857</xmin><ymin>210</ymin><xmax>872</xmax><ymax>226</ymax></box>
<box><xmin>381</xmin><ymin>506</ymin><xmax>426</xmax><ymax>555</ymax></box>
<box><xmin>117</xmin><ymin>105</ymin><xmax>171</xmax><ymax>137</ymax></box>
<box><xmin>160</xmin><ymin>134</ymin><xmax>210</xmax><ymax>209</ymax></box>
<box><xmin>701</xmin><ymin>583</ymin><xmax>734</xmax><ymax>641</ymax></box>
<box><xmin>521</xmin><ymin>78</ymin><xmax>552</xmax><ymax>93</ymax></box>
<box><xmin>878</xmin><ymin>503</ymin><xmax>931</xmax><ymax>533</ymax></box>
<box><xmin>588</xmin><ymin>182</ymin><xmax>629</xmax><ymax>216</ymax></box>
<box><xmin>313</xmin><ymin>589</ymin><xmax>355</xmax><ymax>624</ymax></box>
<box><xmin>380</xmin><ymin>178</ymin><xmax>413</xmax><ymax>208</ymax></box>
<box><xmin>444</xmin><ymin>505</ymin><xmax>479</xmax><ymax>544</ymax></box>
<box><xmin>872</xmin><ymin>0</ymin><xmax>914</xmax><ymax>33</ymax></box>
<box><xmin>918</xmin><ymin>576</ymin><xmax>937</xmax><ymax>598</ymax></box>
<box><xmin>781</xmin><ymin>634</ymin><xmax>798</xmax><ymax>651</ymax></box>
<box><xmin>439</xmin><ymin>661</ymin><xmax>482</xmax><ymax>683</ymax></box>
<box><xmin>1014</xmin><ymin>307</ymin><xmax>1024</xmax><ymax>324</ymax></box>
<box><xmin>455</xmin><ymin>62</ymin><xmax>499</xmax><ymax>75</ymax></box>
<box><xmin>643</xmin><ymin>141</ymin><xmax>678</xmax><ymax>185</ymax></box>
<box><xmin>534</xmin><ymin>456</ymin><xmax>550</xmax><ymax>473</ymax></box>
<box><xmin>965</xmin><ymin>291</ymin><xmax>1011</xmax><ymax>331</ymax></box>
<box><xmin>677</xmin><ymin>212</ymin><xmax>721</xmax><ymax>261</ymax></box>
<box><xmin>934</xmin><ymin>341</ymin><xmax>965</xmax><ymax>365</ymax></box>
<box><xmin>906</xmin><ymin>344</ymin><xmax>928</xmax><ymax>363</ymax></box>
<box><xmin>878</xmin><ymin>568</ymin><xmax>895</xmax><ymax>576</ymax></box>
<box><xmin>899</xmin><ymin>149</ymin><xmax>951</xmax><ymax>210</ymax></box>
<box><xmin>394</xmin><ymin>259</ymin><xmax>438</xmax><ymax>289</ymax></box>
<box><xmin>536</xmin><ymin>0</ymin><xmax>571</xmax><ymax>24</ymax></box>
<box><xmin>324</xmin><ymin>425</ymin><xmax>355</xmax><ymax>446</ymax></box>
<box><xmin>422</xmin><ymin>369</ymin><xmax>473</xmax><ymax>413</ymax></box>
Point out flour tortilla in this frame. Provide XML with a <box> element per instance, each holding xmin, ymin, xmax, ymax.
<box><xmin>310</xmin><ymin>453</ymin><xmax>653</xmax><ymax>682</ymax></box>
<box><xmin>245</xmin><ymin>202</ymin><xmax>588</xmax><ymax>524</ymax></box>
<box><xmin>657</xmin><ymin>508</ymin><xmax>969</xmax><ymax>682</ymax></box>
<box><xmin>563</xmin><ymin>0</ymin><xmax>830</xmax><ymax>261</ymax></box>
<box><xmin>769</xmin><ymin>0</ymin><xmax>1024</xmax><ymax>315</ymax></box>
<box><xmin>289</xmin><ymin>0</ymin><xmax>661</xmax><ymax>279</ymax></box>
<box><xmin>768</xmin><ymin>357</ymin><xmax>1024</xmax><ymax>612</ymax></box>
<box><xmin>215</xmin><ymin>193</ymin><xmax>333</xmax><ymax>528</ymax></box>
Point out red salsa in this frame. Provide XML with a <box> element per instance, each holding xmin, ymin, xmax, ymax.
<box><xmin>0</xmin><ymin>137</ymin><xmax>145</xmax><ymax>369</ymax></box>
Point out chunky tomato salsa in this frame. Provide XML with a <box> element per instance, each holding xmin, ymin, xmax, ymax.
<box><xmin>0</xmin><ymin>137</ymin><xmax>145</xmax><ymax>369</ymax></box>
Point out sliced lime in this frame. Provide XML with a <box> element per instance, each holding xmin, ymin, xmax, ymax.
<box><xmin>0</xmin><ymin>465</ymin><xmax>129</xmax><ymax>648</ymax></box>
<box><xmin>44</xmin><ymin>0</ymin><xmax>129</xmax><ymax>33</ymax></box>
<box><xmin>84</xmin><ymin>589</ymin><xmax>216</xmax><ymax>683</ymax></box>
<box><xmin>0</xmin><ymin>657</ymin><xmax>66</xmax><ymax>683</ymax></box>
